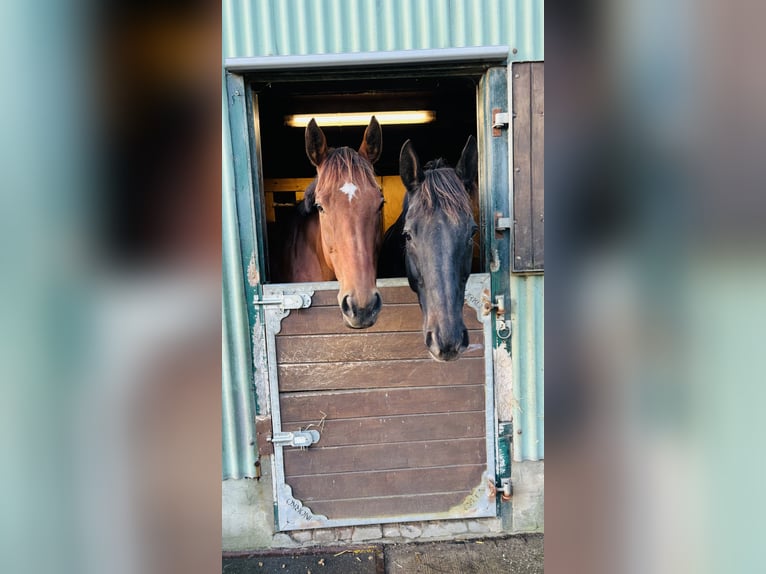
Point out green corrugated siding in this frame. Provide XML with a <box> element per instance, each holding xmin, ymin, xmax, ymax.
<box><xmin>222</xmin><ymin>0</ymin><xmax>543</xmax><ymax>60</ymax></box>
<box><xmin>222</xmin><ymin>93</ymin><xmax>258</xmax><ymax>479</ymax></box>
<box><xmin>222</xmin><ymin>0</ymin><xmax>545</xmax><ymax>478</ymax></box>
<box><xmin>510</xmin><ymin>274</ymin><xmax>544</xmax><ymax>460</ymax></box>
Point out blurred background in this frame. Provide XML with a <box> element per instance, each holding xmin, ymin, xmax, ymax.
<box><xmin>0</xmin><ymin>1</ymin><xmax>221</xmax><ymax>573</ymax></box>
<box><xmin>0</xmin><ymin>0</ymin><xmax>765</xmax><ymax>573</ymax></box>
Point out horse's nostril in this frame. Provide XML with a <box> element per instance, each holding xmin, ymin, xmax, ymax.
<box><xmin>372</xmin><ymin>292</ymin><xmax>382</xmax><ymax>313</ymax></box>
<box><xmin>425</xmin><ymin>331</ymin><xmax>433</xmax><ymax>349</ymax></box>
<box><xmin>462</xmin><ymin>329</ymin><xmax>469</xmax><ymax>348</ymax></box>
<box><xmin>341</xmin><ymin>294</ymin><xmax>353</xmax><ymax>316</ymax></box>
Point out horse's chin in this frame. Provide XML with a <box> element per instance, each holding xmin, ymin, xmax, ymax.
<box><xmin>427</xmin><ymin>349</ymin><xmax>462</xmax><ymax>362</ymax></box>
<box><xmin>343</xmin><ymin>317</ymin><xmax>377</xmax><ymax>329</ymax></box>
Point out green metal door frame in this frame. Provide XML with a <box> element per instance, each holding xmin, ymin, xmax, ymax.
<box><xmin>478</xmin><ymin>66</ymin><xmax>512</xmax><ymax>353</ymax></box>
<box><xmin>225</xmin><ymin>72</ymin><xmax>270</xmax><ymax>419</ymax></box>
<box><xmin>225</xmin><ymin>50</ymin><xmax>514</xmax><ymax>486</ymax></box>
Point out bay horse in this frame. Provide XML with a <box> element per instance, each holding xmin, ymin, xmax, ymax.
<box><xmin>272</xmin><ymin>117</ymin><xmax>384</xmax><ymax>329</ymax></box>
<box><xmin>379</xmin><ymin>136</ymin><xmax>478</xmax><ymax>360</ymax></box>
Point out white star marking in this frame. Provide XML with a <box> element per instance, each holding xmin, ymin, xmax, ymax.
<box><xmin>339</xmin><ymin>181</ymin><xmax>358</xmax><ymax>202</ymax></box>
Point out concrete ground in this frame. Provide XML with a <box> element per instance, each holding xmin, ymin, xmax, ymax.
<box><xmin>222</xmin><ymin>534</ymin><xmax>543</xmax><ymax>574</ymax></box>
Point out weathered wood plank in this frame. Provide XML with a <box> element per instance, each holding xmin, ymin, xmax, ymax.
<box><xmin>278</xmin><ymin>357</ymin><xmax>485</xmax><ymax>392</ymax></box>
<box><xmin>512</xmin><ymin>62</ymin><xmax>533</xmax><ymax>272</ymax></box>
<box><xmin>276</xmin><ymin>330</ymin><xmax>484</xmax><ymax>363</ymax></box>
<box><xmin>530</xmin><ymin>62</ymin><xmax>545</xmax><ymax>269</ymax></box>
<box><xmin>280</xmin><ymin>385</ymin><xmax>486</xmax><ymax>422</ymax></box>
<box><xmin>265</xmin><ymin>175</ymin><xmax>404</xmax><ymax>239</ymax></box>
<box><xmin>308</xmin><ymin>492</ymin><xmax>471</xmax><ymax>520</ymax></box>
<box><xmin>264</xmin><ymin>177</ymin><xmax>316</xmax><ymax>193</ymax></box>
<box><xmin>280</xmin><ymin>411</ymin><xmax>486</xmax><ymax>447</ymax></box>
<box><xmin>291</xmin><ymin>464</ymin><xmax>486</xmax><ymax>502</ymax></box>
<box><xmin>278</xmin><ymin>303</ymin><xmax>482</xmax><ymax>336</ymax></box>
<box><xmin>308</xmin><ymin>286</ymin><xmax>419</xmax><ymax>307</ymax></box>
<box><xmin>284</xmin><ymin>437</ymin><xmax>486</xmax><ymax>476</ymax></box>
<box><xmin>264</xmin><ymin>188</ymin><xmax>275</xmax><ymax>222</ymax></box>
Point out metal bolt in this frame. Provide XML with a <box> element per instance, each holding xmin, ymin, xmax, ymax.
<box><xmin>512</xmin><ymin>48</ymin><xmax>518</xmax><ymax>54</ymax></box>
<box><xmin>516</xmin><ymin>428</ymin><xmax>523</xmax><ymax>434</ymax></box>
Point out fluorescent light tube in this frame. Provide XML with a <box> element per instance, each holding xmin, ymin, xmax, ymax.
<box><xmin>285</xmin><ymin>110</ymin><xmax>436</xmax><ymax>127</ymax></box>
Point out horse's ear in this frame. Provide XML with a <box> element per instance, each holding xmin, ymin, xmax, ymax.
<box><xmin>399</xmin><ymin>139</ymin><xmax>424</xmax><ymax>192</ymax></box>
<box><xmin>305</xmin><ymin>118</ymin><xmax>328</xmax><ymax>167</ymax></box>
<box><xmin>359</xmin><ymin>116</ymin><xmax>382</xmax><ymax>164</ymax></box>
<box><xmin>455</xmin><ymin>135</ymin><xmax>478</xmax><ymax>196</ymax></box>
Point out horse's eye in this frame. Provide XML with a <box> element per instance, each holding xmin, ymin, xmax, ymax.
<box><xmin>403</xmin><ymin>230</ymin><xmax>412</xmax><ymax>242</ymax></box>
<box><xmin>315</xmin><ymin>203</ymin><xmax>324</xmax><ymax>213</ymax></box>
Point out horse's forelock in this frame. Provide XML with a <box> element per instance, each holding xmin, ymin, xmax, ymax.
<box><xmin>424</xmin><ymin>158</ymin><xmax>449</xmax><ymax>170</ymax></box>
<box><xmin>415</xmin><ymin>167</ymin><xmax>473</xmax><ymax>224</ymax></box>
<box><xmin>316</xmin><ymin>147</ymin><xmax>378</xmax><ymax>196</ymax></box>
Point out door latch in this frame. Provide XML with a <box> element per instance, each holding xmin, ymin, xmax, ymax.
<box><xmin>253</xmin><ymin>292</ymin><xmax>312</xmax><ymax>311</ymax></box>
<box><xmin>268</xmin><ymin>430</ymin><xmax>320</xmax><ymax>449</ymax></box>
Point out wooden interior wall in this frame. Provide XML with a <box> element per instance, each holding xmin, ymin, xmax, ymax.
<box><xmin>264</xmin><ymin>177</ymin><xmax>406</xmax><ymax>233</ymax></box>
<box><xmin>276</xmin><ymin>285</ymin><xmax>487</xmax><ymax>520</ymax></box>
<box><xmin>265</xmin><ymin>177</ymin><xmax>482</xmax><ymax>274</ymax></box>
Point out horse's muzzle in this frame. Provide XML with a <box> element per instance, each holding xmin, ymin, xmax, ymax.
<box><xmin>425</xmin><ymin>327</ymin><xmax>469</xmax><ymax>362</ymax></box>
<box><xmin>340</xmin><ymin>290</ymin><xmax>382</xmax><ymax>329</ymax></box>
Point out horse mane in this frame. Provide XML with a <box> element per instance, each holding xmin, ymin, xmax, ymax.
<box><xmin>414</xmin><ymin>161</ymin><xmax>473</xmax><ymax>224</ymax></box>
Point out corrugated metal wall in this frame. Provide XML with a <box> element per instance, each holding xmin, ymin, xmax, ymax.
<box><xmin>223</xmin><ymin>0</ymin><xmax>542</xmax><ymax>60</ymax></box>
<box><xmin>222</xmin><ymin>0</ymin><xmax>545</xmax><ymax>478</ymax></box>
<box><xmin>222</xmin><ymin>92</ymin><xmax>259</xmax><ymax>479</ymax></box>
<box><xmin>510</xmin><ymin>275</ymin><xmax>544</xmax><ymax>460</ymax></box>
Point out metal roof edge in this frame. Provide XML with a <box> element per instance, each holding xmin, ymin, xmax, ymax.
<box><xmin>224</xmin><ymin>46</ymin><xmax>509</xmax><ymax>72</ymax></box>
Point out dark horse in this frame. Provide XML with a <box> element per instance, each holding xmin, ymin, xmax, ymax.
<box><xmin>379</xmin><ymin>136</ymin><xmax>478</xmax><ymax>361</ymax></box>
<box><xmin>270</xmin><ymin>117</ymin><xmax>384</xmax><ymax>329</ymax></box>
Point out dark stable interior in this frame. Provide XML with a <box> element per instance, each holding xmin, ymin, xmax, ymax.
<box><xmin>252</xmin><ymin>75</ymin><xmax>481</xmax><ymax>281</ymax></box>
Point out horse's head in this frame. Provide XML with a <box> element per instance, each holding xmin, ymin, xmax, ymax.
<box><xmin>399</xmin><ymin>137</ymin><xmax>479</xmax><ymax>361</ymax></box>
<box><xmin>304</xmin><ymin>117</ymin><xmax>384</xmax><ymax>329</ymax></box>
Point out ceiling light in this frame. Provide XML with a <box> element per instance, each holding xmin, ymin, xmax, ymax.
<box><xmin>285</xmin><ymin>110</ymin><xmax>436</xmax><ymax>127</ymax></box>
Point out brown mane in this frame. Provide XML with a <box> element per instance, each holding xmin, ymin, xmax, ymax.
<box><xmin>316</xmin><ymin>147</ymin><xmax>379</xmax><ymax>194</ymax></box>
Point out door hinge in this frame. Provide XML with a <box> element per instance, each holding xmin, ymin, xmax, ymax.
<box><xmin>492</xmin><ymin>109</ymin><xmax>509</xmax><ymax>136</ymax></box>
<box><xmin>253</xmin><ymin>292</ymin><xmax>312</xmax><ymax>311</ymax></box>
<box><xmin>488</xmin><ymin>477</ymin><xmax>513</xmax><ymax>501</ymax></box>
<box><xmin>483</xmin><ymin>294</ymin><xmax>512</xmax><ymax>340</ymax></box>
<box><xmin>495</xmin><ymin>215</ymin><xmax>512</xmax><ymax>232</ymax></box>
<box><xmin>268</xmin><ymin>430</ymin><xmax>320</xmax><ymax>449</ymax></box>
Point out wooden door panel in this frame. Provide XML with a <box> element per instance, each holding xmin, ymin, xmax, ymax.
<box><xmin>266</xmin><ymin>277</ymin><xmax>496</xmax><ymax>530</ymax></box>
<box><xmin>280</xmin><ymin>385</ymin><xmax>486</xmax><ymax>422</ymax></box>
<box><xmin>278</xmin><ymin>357</ymin><xmax>484</xmax><ymax>392</ymax></box>
<box><xmin>276</xmin><ymin>331</ymin><xmax>484</xmax><ymax>363</ymax></box>
<box><xmin>279</xmin><ymin>411</ymin><xmax>486</xmax><ymax>447</ymax></box>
